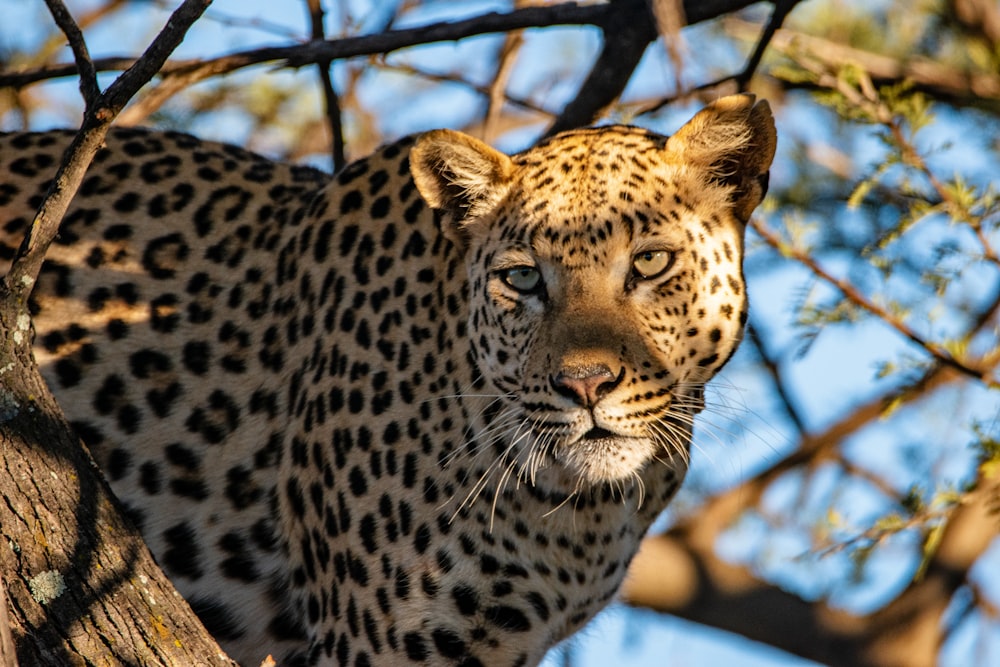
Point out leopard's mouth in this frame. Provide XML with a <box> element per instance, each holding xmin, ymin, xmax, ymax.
<box><xmin>551</xmin><ymin>426</ymin><xmax>661</xmax><ymax>486</ymax></box>
<box><xmin>580</xmin><ymin>426</ymin><xmax>615</xmax><ymax>441</ymax></box>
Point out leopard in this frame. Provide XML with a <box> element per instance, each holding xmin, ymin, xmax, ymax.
<box><xmin>0</xmin><ymin>94</ymin><xmax>775</xmax><ymax>666</ymax></box>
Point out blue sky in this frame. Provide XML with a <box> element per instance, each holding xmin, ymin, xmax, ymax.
<box><xmin>3</xmin><ymin>1</ymin><xmax>999</xmax><ymax>665</ymax></box>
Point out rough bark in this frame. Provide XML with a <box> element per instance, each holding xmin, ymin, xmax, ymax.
<box><xmin>0</xmin><ymin>345</ymin><xmax>236</xmax><ymax>665</ymax></box>
<box><xmin>0</xmin><ymin>1</ymin><xmax>240</xmax><ymax>664</ymax></box>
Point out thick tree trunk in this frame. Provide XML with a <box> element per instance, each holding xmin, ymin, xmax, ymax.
<box><xmin>0</xmin><ymin>2</ymin><xmax>233</xmax><ymax>663</ymax></box>
<box><xmin>0</xmin><ymin>305</ymin><xmax>237</xmax><ymax>666</ymax></box>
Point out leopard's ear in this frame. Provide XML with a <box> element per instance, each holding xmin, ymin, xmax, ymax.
<box><xmin>668</xmin><ymin>94</ymin><xmax>776</xmax><ymax>223</ymax></box>
<box><xmin>410</xmin><ymin>129</ymin><xmax>514</xmax><ymax>250</ymax></box>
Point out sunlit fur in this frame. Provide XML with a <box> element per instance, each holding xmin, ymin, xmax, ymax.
<box><xmin>2</xmin><ymin>94</ymin><xmax>774</xmax><ymax>667</ymax></box>
<box><xmin>414</xmin><ymin>100</ymin><xmax>774</xmax><ymax>494</ymax></box>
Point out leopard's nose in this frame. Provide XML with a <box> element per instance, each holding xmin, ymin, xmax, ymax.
<box><xmin>550</xmin><ymin>364</ymin><xmax>624</xmax><ymax>408</ymax></box>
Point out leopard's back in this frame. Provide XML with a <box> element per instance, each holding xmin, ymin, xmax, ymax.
<box><xmin>1</xmin><ymin>128</ymin><xmax>328</xmax><ymax>661</ymax></box>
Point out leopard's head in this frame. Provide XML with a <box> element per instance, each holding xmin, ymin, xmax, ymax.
<box><xmin>411</xmin><ymin>94</ymin><xmax>776</xmax><ymax>487</ymax></box>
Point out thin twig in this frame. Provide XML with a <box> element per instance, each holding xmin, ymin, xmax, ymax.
<box><xmin>728</xmin><ymin>18</ymin><xmax>1000</xmax><ymax>107</ymax></box>
<box><xmin>746</xmin><ymin>321</ymin><xmax>806</xmax><ymax>434</ymax></box>
<box><xmin>3</xmin><ymin>0</ymin><xmax>761</xmax><ymax>131</ymax></box>
<box><xmin>305</xmin><ymin>0</ymin><xmax>345</xmax><ymax>169</ymax></box>
<box><xmin>382</xmin><ymin>62</ymin><xmax>551</xmax><ymax>116</ymax></box>
<box><xmin>883</xmin><ymin>119</ymin><xmax>1000</xmax><ymax>269</ymax></box>
<box><xmin>734</xmin><ymin>0</ymin><xmax>801</xmax><ymax>88</ymax></box>
<box><xmin>2</xmin><ymin>0</ymin><xmax>213</xmax><ymax>318</ymax></box>
<box><xmin>42</xmin><ymin>0</ymin><xmax>100</xmax><ymax>109</ymax></box>
<box><xmin>483</xmin><ymin>14</ymin><xmax>525</xmax><ymax>144</ymax></box>
<box><xmin>636</xmin><ymin>0</ymin><xmax>805</xmax><ymax>118</ymax></box>
<box><xmin>0</xmin><ymin>2</ymin><xmax>619</xmax><ymax>91</ymax></box>
<box><xmin>750</xmin><ymin>217</ymin><xmax>1000</xmax><ymax>389</ymax></box>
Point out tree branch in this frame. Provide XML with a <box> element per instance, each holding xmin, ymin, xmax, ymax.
<box><xmin>0</xmin><ymin>573</ymin><xmax>16</xmax><ymax>667</ymax></box>
<box><xmin>483</xmin><ymin>1</ymin><xmax>527</xmax><ymax>144</ymax></box>
<box><xmin>750</xmin><ymin>217</ymin><xmax>1000</xmax><ymax>389</ymax></box>
<box><xmin>543</xmin><ymin>0</ymin><xmax>656</xmax><ymax>137</ymax></box>
<box><xmin>305</xmin><ymin>0</ymin><xmax>345</xmax><ymax>170</ymax></box>
<box><xmin>734</xmin><ymin>0</ymin><xmax>800</xmax><ymax>88</ymax></box>
<box><xmin>2</xmin><ymin>0</ymin><xmax>767</xmax><ymax>134</ymax></box>
<box><xmin>633</xmin><ymin>0</ymin><xmax>802</xmax><ymax>120</ymax></box>
<box><xmin>728</xmin><ymin>19</ymin><xmax>1000</xmax><ymax>109</ymax></box>
<box><xmin>42</xmin><ymin>0</ymin><xmax>100</xmax><ymax>109</ymax></box>
<box><xmin>0</xmin><ymin>2</ymin><xmax>237</xmax><ymax>664</ymax></box>
<box><xmin>627</xmin><ymin>470</ymin><xmax>998</xmax><ymax>667</ymax></box>
<box><xmin>2</xmin><ymin>0</ymin><xmax>213</xmax><ymax>312</ymax></box>
<box><xmin>745</xmin><ymin>321</ymin><xmax>807</xmax><ymax>434</ymax></box>
<box><xmin>623</xmin><ymin>364</ymin><xmax>981</xmax><ymax>667</ymax></box>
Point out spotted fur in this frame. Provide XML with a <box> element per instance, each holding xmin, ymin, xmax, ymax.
<box><xmin>0</xmin><ymin>94</ymin><xmax>775</xmax><ymax>666</ymax></box>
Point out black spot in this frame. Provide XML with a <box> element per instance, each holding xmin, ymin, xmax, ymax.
<box><xmin>432</xmin><ymin>628</ymin><xmax>466</xmax><ymax>659</ymax></box>
<box><xmin>116</xmin><ymin>282</ymin><xmax>139</xmax><ymax>304</ymax></box>
<box><xmin>139</xmin><ymin>461</ymin><xmax>161</xmax><ymax>494</ymax></box>
<box><xmin>105</xmin><ymin>318</ymin><xmax>129</xmax><ymax>340</ymax></box>
<box><xmin>336</xmin><ymin>159</ymin><xmax>369</xmax><ymax>186</ymax></box>
<box><xmin>147</xmin><ymin>382</ymin><xmax>182</xmax><ymax>418</ymax></box>
<box><xmin>194</xmin><ymin>185</ymin><xmax>252</xmax><ymax>236</ymax></box>
<box><xmin>170</xmin><ymin>477</ymin><xmax>209</xmax><ymax>500</ymax></box>
<box><xmin>314</xmin><ymin>219</ymin><xmax>333</xmax><ymax>262</ymax></box>
<box><xmin>129</xmin><ymin>348</ymin><xmax>172</xmax><ymax>379</ymax></box>
<box><xmin>347</xmin><ymin>552</ymin><xmax>369</xmax><ymax>586</ymax></box>
<box><xmin>117</xmin><ymin>403</ymin><xmax>142</xmax><ymax>434</ymax></box>
<box><xmin>339</xmin><ymin>224</ymin><xmax>359</xmax><ymax>256</ymax></box>
<box><xmin>150</xmin><ymin>293</ymin><xmax>181</xmax><ymax>333</ymax></box>
<box><xmin>341</xmin><ymin>190</ymin><xmax>364</xmax><ymax>214</ymax></box>
<box><xmin>451</xmin><ymin>585</ymin><xmax>479</xmax><ymax>616</ymax></box>
<box><xmin>404</xmin><ymin>632</ymin><xmax>428</xmax><ymax>661</ymax></box>
<box><xmin>421</xmin><ymin>572</ymin><xmax>439</xmax><ymax>598</ymax></box>
<box><xmin>112</xmin><ymin>192</ymin><xmax>140</xmax><ymax>213</ymax></box>
<box><xmin>370</xmin><ymin>195</ymin><xmax>391</xmax><ymax>219</ymax></box>
<box><xmin>479</xmin><ymin>554</ymin><xmax>499</xmax><ymax>575</ymax></box>
<box><xmin>525</xmin><ymin>592</ymin><xmax>550</xmax><ymax>621</ymax></box>
<box><xmin>182</xmin><ymin>341</ymin><xmax>211</xmax><ymax>374</ymax></box>
<box><xmin>142</xmin><ymin>232</ymin><xmax>189</xmax><ymax>279</ymax></box>
<box><xmin>286</xmin><ymin>477</ymin><xmax>306</xmax><ymax>518</ymax></box>
<box><xmin>93</xmin><ymin>373</ymin><xmax>125</xmax><ymax>415</ymax></box>
<box><xmin>189</xmin><ymin>597</ymin><xmax>244</xmax><ymax>640</ymax></box>
<box><xmin>268</xmin><ymin>611</ymin><xmax>307</xmax><ymax>641</ymax></box>
<box><xmin>87</xmin><ymin>286</ymin><xmax>111</xmax><ymax>311</ymax></box>
<box><xmin>492</xmin><ymin>581</ymin><xmax>513</xmax><ymax>597</ymax></box>
<box><xmin>105</xmin><ymin>447</ymin><xmax>131</xmax><ymax>480</ymax></box>
<box><xmin>225</xmin><ymin>465</ymin><xmax>262</xmax><ymax>510</ymax></box>
<box><xmin>103</xmin><ymin>223</ymin><xmax>132</xmax><ymax>240</ymax></box>
<box><xmin>348</xmin><ymin>466</ymin><xmax>368</xmax><ymax>496</ymax></box>
<box><xmin>162</xmin><ymin>522</ymin><xmax>203</xmax><ymax>579</ymax></box>
<box><xmin>394</xmin><ymin>567</ymin><xmax>411</xmax><ymax>599</ymax></box>
<box><xmin>414</xmin><ymin>524</ymin><xmax>431</xmax><ymax>554</ymax></box>
<box><xmin>697</xmin><ymin>353</ymin><xmax>719</xmax><ymax>367</ymax></box>
<box><xmin>139</xmin><ymin>154</ymin><xmax>182</xmax><ymax>183</ymax></box>
<box><xmin>165</xmin><ymin>443</ymin><xmax>200</xmax><ymax>470</ymax></box>
<box><xmin>54</xmin><ymin>358</ymin><xmax>82</xmax><ymax>388</ymax></box>
<box><xmin>402</xmin><ymin>452</ymin><xmax>417</xmax><ymax>488</ymax></box>
<box><xmin>359</xmin><ymin>514</ymin><xmax>378</xmax><ymax>554</ymax></box>
<box><xmin>218</xmin><ymin>532</ymin><xmax>260</xmax><ymax>581</ymax></box>
<box><xmin>485</xmin><ymin>605</ymin><xmax>531</xmax><ymax>632</ymax></box>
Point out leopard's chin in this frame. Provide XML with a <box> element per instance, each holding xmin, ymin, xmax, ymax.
<box><xmin>551</xmin><ymin>432</ymin><xmax>664</xmax><ymax>487</ymax></box>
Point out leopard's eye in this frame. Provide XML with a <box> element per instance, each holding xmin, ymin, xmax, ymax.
<box><xmin>502</xmin><ymin>266</ymin><xmax>542</xmax><ymax>293</ymax></box>
<box><xmin>632</xmin><ymin>250</ymin><xmax>673</xmax><ymax>280</ymax></box>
